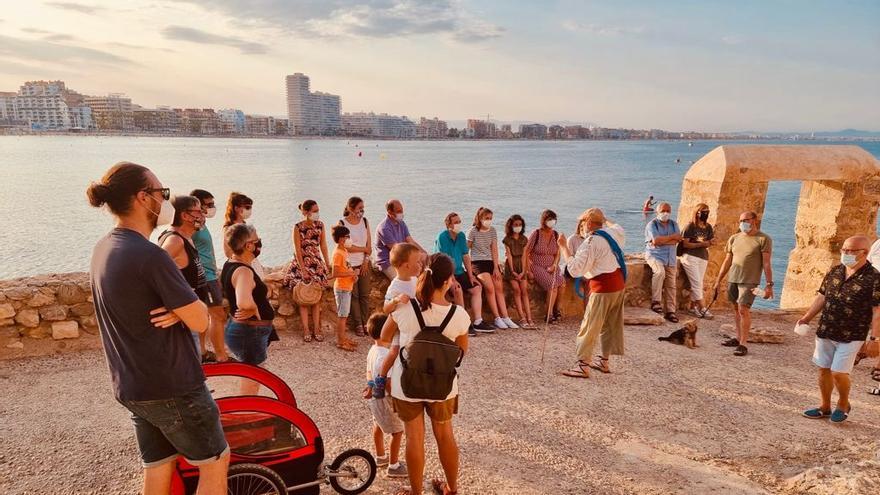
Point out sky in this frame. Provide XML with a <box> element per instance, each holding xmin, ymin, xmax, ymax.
<box><xmin>0</xmin><ymin>0</ymin><xmax>877</xmax><ymax>132</ymax></box>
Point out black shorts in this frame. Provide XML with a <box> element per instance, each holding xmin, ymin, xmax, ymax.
<box><xmin>455</xmin><ymin>273</ymin><xmax>476</xmax><ymax>291</ymax></box>
<box><xmin>472</xmin><ymin>260</ymin><xmax>495</xmax><ymax>276</ymax></box>
<box><xmin>204</xmin><ymin>280</ymin><xmax>224</xmax><ymax>307</ymax></box>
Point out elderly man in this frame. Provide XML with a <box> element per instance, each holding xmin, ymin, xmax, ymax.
<box><xmin>713</xmin><ymin>211</ymin><xmax>773</xmax><ymax>356</ymax></box>
<box><xmin>798</xmin><ymin>236</ymin><xmax>880</xmax><ymax>422</ymax></box>
<box><xmin>375</xmin><ymin>199</ymin><xmax>426</xmax><ymax>280</ymax></box>
<box><xmin>557</xmin><ymin>208</ymin><xmax>627</xmax><ymax>377</ymax></box>
<box><xmin>644</xmin><ymin>202</ymin><xmax>682</xmax><ymax>323</ymax></box>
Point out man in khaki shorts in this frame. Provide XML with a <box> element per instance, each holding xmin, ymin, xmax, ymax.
<box><xmin>713</xmin><ymin>211</ymin><xmax>773</xmax><ymax>356</ymax></box>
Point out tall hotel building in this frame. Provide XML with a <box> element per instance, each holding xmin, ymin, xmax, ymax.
<box><xmin>285</xmin><ymin>73</ymin><xmax>341</xmax><ymax>135</ymax></box>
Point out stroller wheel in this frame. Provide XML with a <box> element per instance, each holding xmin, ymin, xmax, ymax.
<box><xmin>227</xmin><ymin>463</ymin><xmax>287</xmax><ymax>495</ymax></box>
<box><xmin>328</xmin><ymin>448</ymin><xmax>377</xmax><ymax>495</ymax></box>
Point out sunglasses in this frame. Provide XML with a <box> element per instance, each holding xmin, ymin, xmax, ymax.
<box><xmin>143</xmin><ymin>187</ymin><xmax>171</xmax><ymax>201</ymax></box>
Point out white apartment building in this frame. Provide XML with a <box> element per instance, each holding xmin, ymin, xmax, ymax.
<box><xmin>0</xmin><ymin>91</ymin><xmax>16</xmax><ymax>120</ymax></box>
<box><xmin>13</xmin><ymin>81</ymin><xmax>71</xmax><ymax>130</ymax></box>
<box><xmin>84</xmin><ymin>93</ymin><xmax>134</xmax><ymax>131</ymax></box>
<box><xmin>342</xmin><ymin>112</ymin><xmax>416</xmax><ymax>138</ymax></box>
<box><xmin>285</xmin><ymin>73</ymin><xmax>341</xmax><ymax>135</ymax></box>
<box><xmin>69</xmin><ymin>106</ymin><xmax>94</xmax><ymax>129</ymax></box>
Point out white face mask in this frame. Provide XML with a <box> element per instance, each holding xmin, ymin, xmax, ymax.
<box><xmin>545</xmin><ymin>219</ymin><xmax>557</xmax><ymax>229</ymax></box>
<box><xmin>513</xmin><ymin>225</ymin><xmax>523</xmax><ymax>234</ymax></box>
<box><xmin>395</xmin><ymin>213</ymin><xmax>405</xmax><ymax>222</ymax></box>
<box><xmin>658</xmin><ymin>212</ymin><xmax>671</xmax><ymax>222</ymax></box>
<box><xmin>309</xmin><ymin>212</ymin><xmax>320</xmax><ymax>222</ymax></box>
<box><xmin>205</xmin><ymin>207</ymin><xmax>217</xmax><ymax>219</ymax></box>
<box><xmin>155</xmin><ymin>199</ymin><xmax>174</xmax><ymax>226</ymax></box>
<box><xmin>481</xmin><ymin>219</ymin><xmax>492</xmax><ymax>228</ymax></box>
<box><xmin>739</xmin><ymin>221</ymin><xmax>751</xmax><ymax>233</ymax></box>
<box><xmin>344</xmin><ymin>238</ymin><xmax>353</xmax><ymax>248</ymax></box>
<box><xmin>241</xmin><ymin>208</ymin><xmax>252</xmax><ymax>220</ymax></box>
<box><xmin>451</xmin><ymin>223</ymin><xmax>462</xmax><ymax>233</ymax></box>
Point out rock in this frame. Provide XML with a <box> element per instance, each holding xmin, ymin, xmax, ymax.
<box><xmin>52</xmin><ymin>321</ymin><xmax>80</xmax><ymax>340</ymax></box>
<box><xmin>57</xmin><ymin>285</ymin><xmax>87</xmax><ymax>305</ymax></box>
<box><xmin>23</xmin><ymin>325</ymin><xmax>51</xmax><ymax>338</ymax></box>
<box><xmin>748</xmin><ymin>327</ymin><xmax>784</xmax><ymax>344</ymax></box>
<box><xmin>719</xmin><ymin>323</ymin><xmax>735</xmax><ymax>335</ymax></box>
<box><xmin>14</xmin><ymin>309</ymin><xmax>40</xmax><ymax>328</ymax></box>
<box><xmin>5</xmin><ymin>340</ymin><xmax>23</xmax><ymax>349</ymax></box>
<box><xmin>39</xmin><ymin>305</ymin><xmax>68</xmax><ymax>321</ymax></box>
<box><xmin>624</xmin><ymin>308</ymin><xmax>664</xmax><ymax>326</ymax></box>
<box><xmin>0</xmin><ymin>318</ymin><xmax>13</xmax><ymax>327</ymax></box>
<box><xmin>272</xmin><ymin>317</ymin><xmax>287</xmax><ymax>330</ymax></box>
<box><xmin>0</xmin><ymin>326</ymin><xmax>19</xmax><ymax>338</ymax></box>
<box><xmin>70</xmin><ymin>303</ymin><xmax>95</xmax><ymax>317</ymax></box>
<box><xmin>0</xmin><ymin>303</ymin><xmax>14</xmax><ymax>319</ymax></box>
<box><xmin>1</xmin><ymin>286</ymin><xmax>33</xmax><ymax>300</ymax></box>
<box><xmin>277</xmin><ymin>302</ymin><xmax>295</xmax><ymax>316</ymax></box>
<box><xmin>26</xmin><ymin>292</ymin><xmax>55</xmax><ymax>307</ymax></box>
<box><xmin>78</xmin><ymin>315</ymin><xmax>98</xmax><ymax>329</ymax></box>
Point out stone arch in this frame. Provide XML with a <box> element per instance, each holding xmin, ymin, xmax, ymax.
<box><xmin>676</xmin><ymin>145</ymin><xmax>880</xmax><ymax>309</ymax></box>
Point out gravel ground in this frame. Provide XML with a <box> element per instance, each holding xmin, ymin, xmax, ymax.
<box><xmin>1</xmin><ymin>310</ymin><xmax>879</xmax><ymax>495</ymax></box>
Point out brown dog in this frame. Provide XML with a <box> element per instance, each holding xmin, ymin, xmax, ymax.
<box><xmin>658</xmin><ymin>319</ymin><xmax>699</xmax><ymax>349</ymax></box>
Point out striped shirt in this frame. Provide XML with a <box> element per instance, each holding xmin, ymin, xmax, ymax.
<box><xmin>467</xmin><ymin>226</ymin><xmax>497</xmax><ymax>262</ymax></box>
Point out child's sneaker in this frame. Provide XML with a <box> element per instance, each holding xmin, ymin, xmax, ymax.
<box><xmin>494</xmin><ymin>317</ymin><xmax>509</xmax><ymax>329</ymax></box>
<box><xmin>375</xmin><ymin>454</ymin><xmax>389</xmax><ymax>467</ymax></box>
<box><xmin>372</xmin><ymin>376</ymin><xmax>386</xmax><ymax>399</ymax></box>
<box><xmin>386</xmin><ymin>462</ymin><xmax>408</xmax><ymax>478</ymax></box>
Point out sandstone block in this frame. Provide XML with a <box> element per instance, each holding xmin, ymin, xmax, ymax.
<box><xmin>57</xmin><ymin>285</ymin><xmax>87</xmax><ymax>305</ymax></box>
<box><xmin>0</xmin><ymin>318</ymin><xmax>13</xmax><ymax>327</ymax></box>
<box><xmin>24</xmin><ymin>325</ymin><xmax>51</xmax><ymax>338</ymax></box>
<box><xmin>78</xmin><ymin>315</ymin><xmax>98</xmax><ymax>328</ymax></box>
<box><xmin>39</xmin><ymin>305</ymin><xmax>68</xmax><ymax>321</ymax></box>
<box><xmin>623</xmin><ymin>308</ymin><xmax>664</xmax><ymax>326</ymax></box>
<box><xmin>15</xmin><ymin>309</ymin><xmax>40</xmax><ymax>328</ymax></box>
<box><xmin>5</xmin><ymin>340</ymin><xmax>24</xmax><ymax>349</ymax></box>
<box><xmin>52</xmin><ymin>321</ymin><xmax>80</xmax><ymax>340</ymax></box>
<box><xmin>272</xmin><ymin>318</ymin><xmax>287</xmax><ymax>330</ymax></box>
<box><xmin>277</xmin><ymin>302</ymin><xmax>295</xmax><ymax>316</ymax></box>
<box><xmin>70</xmin><ymin>303</ymin><xmax>95</xmax><ymax>317</ymax></box>
<box><xmin>26</xmin><ymin>292</ymin><xmax>55</xmax><ymax>307</ymax></box>
<box><xmin>0</xmin><ymin>303</ymin><xmax>14</xmax><ymax>319</ymax></box>
<box><xmin>2</xmin><ymin>287</ymin><xmax>33</xmax><ymax>300</ymax></box>
<box><xmin>747</xmin><ymin>328</ymin><xmax>784</xmax><ymax>344</ymax></box>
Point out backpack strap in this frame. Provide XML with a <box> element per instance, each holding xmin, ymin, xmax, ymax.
<box><xmin>410</xmin><ymin>299</ymin><xmax>427</xmax><ymax>330</ymax></box>
<box><xmin>437</xmin><ymin>305</ymin><xmax>457</xmax><ymax>332</ymax></box>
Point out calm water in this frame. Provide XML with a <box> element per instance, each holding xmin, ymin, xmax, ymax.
<box><xmin>2</xmin><ymin>136</ymin><xmax>878</xmax><ymax>308</ymax></box>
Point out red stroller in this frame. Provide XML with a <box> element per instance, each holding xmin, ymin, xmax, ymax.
<box><xmin>170</xmin><ymin>362</ymin><xmax>377</xmax><ymax>495</ymax></box>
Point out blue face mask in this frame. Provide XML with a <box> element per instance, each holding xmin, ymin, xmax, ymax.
<box><xmin>840</xmin><ymin>253</ymin><xmax>858</xmax><ymax>267</ymax></box>
<box><xmin>739</xmin><ymin>221</ymin><xmax>752</xmax><ymax>233</ymax></box>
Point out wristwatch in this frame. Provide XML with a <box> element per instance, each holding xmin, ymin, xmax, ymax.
<box><xmin>766</xmin><ymin>282</ymin><xmax>774</xmax><ymax>287</ymax></box>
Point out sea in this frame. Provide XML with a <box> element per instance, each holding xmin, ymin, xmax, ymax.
<box><xmin>2</xmin><ymin>136</ymin><xmax>878</xmax><ymax>308</ymax></box>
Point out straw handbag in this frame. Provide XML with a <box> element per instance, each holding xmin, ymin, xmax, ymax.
<box><xmin>292</xmin><ymin>282</ymin><xmax>323</xmax><ymax>307</ymax></box>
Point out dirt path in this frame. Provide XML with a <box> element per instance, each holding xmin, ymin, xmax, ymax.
<box><xmin>1</xmin><ymin>310</ymin><xmax>879</xmax><ymax>494</ymax></box>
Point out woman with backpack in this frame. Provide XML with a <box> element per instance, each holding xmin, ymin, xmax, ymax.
<box><xmin>379</xmin><ymin>253</ymin><xmax>470</xmax><ymax>495</ymax></box>
<box><xmin>525</xmin><ymin>209</ymin><xmax>565</xmax><ymax>323</ymax></box>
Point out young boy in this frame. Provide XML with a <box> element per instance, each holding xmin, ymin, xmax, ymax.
<box><xmin>331</xmin><ymin>225</ymin><xmax>359</xmax><ymax>352</ymax></box>
<box><xmin>372</xmin><ymin>243</ymin><xmax>422</xmax><ymax>398</ymax></box>
<box><xmin>365</xmin><ymin>313</ymin><xmax>408</xmax><ymax>478</ymax></box>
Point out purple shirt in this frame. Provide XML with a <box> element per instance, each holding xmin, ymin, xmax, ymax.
<box><xmin>375</xmin><ymin>216</ymin><xmax>411</xmax><ymax>269</ymax></box>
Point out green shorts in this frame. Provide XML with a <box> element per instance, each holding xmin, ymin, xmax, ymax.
<box><xmin>727</xmin><ymin>283</ymin><xmax>757</xmax><ymax>307</ymax></box>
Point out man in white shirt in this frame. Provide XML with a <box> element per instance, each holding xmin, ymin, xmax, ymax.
<box><xmin>557</xmin><ymin>208</ymin><xmax>627</xmax><ymax>377</ymax></box>
<box><xmin>869</xmin><ymin>237</ymin><xmax>880</xmax><ymax>268</ymax></box>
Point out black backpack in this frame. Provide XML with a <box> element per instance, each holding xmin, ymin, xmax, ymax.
<box><xmin>399</xmin><ymin>300</ymin><xmax>464</xmax><ymax>401</ymax></box>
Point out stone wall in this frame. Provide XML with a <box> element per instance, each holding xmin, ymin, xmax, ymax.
<box><xmin>0</xmin><ymin>257</ymin><xmax>693</xmax><ymax>356</ymax></box>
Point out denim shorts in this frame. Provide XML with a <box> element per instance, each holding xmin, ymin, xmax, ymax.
<box><xmin>117</xmin><ymin>384</ymin><xmax>229</xmax><ymax>467</ymax></box>
<box><xmin>813</xmin><ymin>338</ymin><xmax>865</xmax><ymax>373</ymax></box>
<box><xmin>335</xmin><ymin>289</ymin><xmax>352</xmax><ymax>317</ymax></box>
<box><xmin>225</xmin><ymin>320</ymin><xmax>272</xmax><ymax>365</ymax></box>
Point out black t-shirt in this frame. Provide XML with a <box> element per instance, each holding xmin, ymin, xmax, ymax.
<box><xmin>90</xmin><ymin>228</ymin><xmax>203</xmax><ymax>401</ymax></box>
<box><xmin>680</xmin><ymin>222</ymin><xmax>714</xmax><ymax>260</ymax></box>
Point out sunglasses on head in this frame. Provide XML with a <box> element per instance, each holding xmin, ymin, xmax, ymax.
<box><xmin>143</xmin><ymin>187</ymin><xmax>171</xmax><ymax>201</ymax></box>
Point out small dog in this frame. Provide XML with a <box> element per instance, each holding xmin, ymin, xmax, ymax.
<box><xmin>658</xmin><ymin>320</ymin><xmax>699</xmax><ymax>349</ymax></box>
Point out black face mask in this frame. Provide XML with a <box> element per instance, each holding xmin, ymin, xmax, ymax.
<box><xmin>698</xmin><ymin>211</ymin><xmax>709</xmax><ymax>222</ymax></box>
<box><xmin>252</xmin><ymin>240</ymin><xmax>262</xmax><ymax>258</ymax></box>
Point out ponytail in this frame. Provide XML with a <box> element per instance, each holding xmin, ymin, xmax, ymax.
<box><xmin>415</xmin><ymin>253</ymin><xmax>454</xmax><ymax>311</ymax></box>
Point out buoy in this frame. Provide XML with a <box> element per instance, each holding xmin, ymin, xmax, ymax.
<box><xmin>380</xmin><ymin>153</ymin><xmax>387</xmax><ymax>159</ymax></box>
<box><xmin>358</xmin><ymin>151</ymin><xmax>362</xmax><ymax>157</ymax></box>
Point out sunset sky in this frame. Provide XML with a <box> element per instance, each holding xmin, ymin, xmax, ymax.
<box><xmin>1</xmin><ymin>1</ymin><xmax>877</xmax><ymax>132</ymax></box>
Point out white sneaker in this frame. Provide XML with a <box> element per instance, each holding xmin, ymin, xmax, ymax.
<box><xmin>494</xmin><ymin>317</ymin><xmax>508</xmax><ymax>329</ymax></box>
<box><xmin>701</xmin><ymin>309</ymin><xmax>714</xmax><ymax>319</ymax></box>
<box><xmin>503</xmin><ymin>317</ymin><xmax>519</xmax><ymax>329</ymax></box>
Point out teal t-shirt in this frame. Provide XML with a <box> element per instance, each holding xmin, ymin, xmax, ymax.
<box><xmin>435</xmin><ymin>230</ymin><xmax>469</xmax><ymax>275</ymax></box>
<box><xmin>191</xmin><ymin>228</ymin><xmax>219</xmax><ymax>282</ymax></box>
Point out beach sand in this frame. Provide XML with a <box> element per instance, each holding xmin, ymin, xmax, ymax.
<box><xmin>1</xmin><ymin>309</ymin><xmax>878</xmax><ymax>494</ymax></box>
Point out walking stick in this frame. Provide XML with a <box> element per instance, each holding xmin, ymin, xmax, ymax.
<box><xmin>539</xmin><ymin>275</ymin><xmax>559</xmax><ymax>368</ymax></box>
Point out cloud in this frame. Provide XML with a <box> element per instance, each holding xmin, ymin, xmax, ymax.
<box><xmin>45</xmin><ymin>2</ymin><xmax>104</xmax><ymax>14</ymax></box>
<box><xmin>161</xmin><ymin>26</ymin><xmax>269</xmax><ymax>54</ymax></box>
<box><xmin>561</xmin><ymin>21</ymin><xmax>645</xmax><ymax>37</ymax></box>
<box><xmin>108</xmin><ymin>41</ymin><xmax>177</xmax><ymax>53</ymax></box>
<box><xmin>174</xmin><ymin>0</ymin><xmax>503</xmax><ymax>43</ymax></box>
<box><xmin>0</xmin><ymin>34</ymin><xmax>135</xmax><ymax>67</ymax></box>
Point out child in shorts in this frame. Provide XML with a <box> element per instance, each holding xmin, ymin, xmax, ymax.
<box><xmin>331</xmin><ymin>225</ymin><xmax>358</xmax><ymax>352</ymax></box>
<box><xmin>364</xmin><ymin>313</ymin><xmax>408</xmax><ymax>478</ymax></box>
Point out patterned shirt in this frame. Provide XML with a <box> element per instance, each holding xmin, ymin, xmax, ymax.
<box><xmin>467</xmin><ymin>226</ymin><xmax>497</xmax><ymax>262</ymax></box>
<box><xmin>816</xmin><ymin>262</ymin><xmax>880</xmax><ymax>343</ymax></box>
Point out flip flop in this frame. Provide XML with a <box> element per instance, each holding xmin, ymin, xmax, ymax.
<box><xmin>561</xmin><ymin>361</ymin><xmax>591</xmax><ymax>378</ymax></box>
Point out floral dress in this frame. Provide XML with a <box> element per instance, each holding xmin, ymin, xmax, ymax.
<box><xmin>526</xmin><ymin>228</ymin><xmax>564</xmax><ymax>291</ymax></box>
<box><xmin>283</xmin><ymin>220</ymin><xmax>329</xmax><ymax>288</ymax></box>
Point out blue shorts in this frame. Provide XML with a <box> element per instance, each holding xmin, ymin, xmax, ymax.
<box><xmin>335</xmin><ymin>289</ymin><xmax>352</xmax><ymax>317</ymax></box>
<box><xmin>813</xmin><ymin>338</ymin><xmax>864</xmax><ymax>373</ymax></box>
<box><xmin>225</xmin><ymin>320</ymin><xmax>271</xmax><ymax>365</ymax></box>
<box><xmin>117</xmin><ymin>384</ymin><xmax>229</xmax><ymax>467</ymax></box>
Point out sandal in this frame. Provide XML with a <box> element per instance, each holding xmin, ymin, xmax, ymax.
<box><xmin>431</xmin><ymin>479</ymin><xmax>457</xmax><ymax>495</ymax></box>
<box><xmin>314</xmin><ymin>332</ymin><xmax>325</xmax><ymax>342</ymax></box>
<box><xmin>587</xmin><ymin>356</ymin><xmax>610</xmax><ymax>374</ymax></box>
<box><xmin>302</xmin><ymin>333</ymin><xmax>312</xmax><ymax>343</ymax></box>
<box><xmin>336</xmin><ymin>340</ymin><xmax>357</xmax><ymax>352</ymax></box>
<box><xmin>650</xmin><ymin>301</ymin><xmax>663</xmax><ymax>314</ymax></box>
<box><xmin>664</xmin><ymin>312</ymin><xmax>679</xmax><ymax>323</ymax></box>
<box><xmin>561</xmin><ymin>360</ymin><xmax>591</xmax><ymax>379</ymax></box>
<box><xmin>355</xmin><ymin>325</ymin><xmax>366</xmax><ymax>337</ymax></box>
<box><xmin>872</xmin><ymin>368</ymin><xmax>880</xmax><ymax>382</ymax></box>
<box><xmin>868</xmin><ymin>386</ymin><xmax>880</xmax><ymax>396</ymax></box>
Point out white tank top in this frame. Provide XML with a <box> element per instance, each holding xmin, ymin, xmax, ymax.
<box><xmin>341</xmin><ymin>217</ymin><xmax>368</xmax><ymax>267</ymax></box>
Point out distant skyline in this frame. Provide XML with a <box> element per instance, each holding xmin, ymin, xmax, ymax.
<box><xmin>1</xmin><ymin>1</ymin><xmax>878</xmax><ymax>132</ymax></box>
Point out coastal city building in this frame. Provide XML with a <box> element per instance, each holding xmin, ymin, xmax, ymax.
<box><xmin>218</xmin><ymin>109</ymin><xmax>245</xmax><ymax>134</ymax></box>
<box><xmin>13</xmin><ymin>81</ymin><xmax>72</xmax><ymax>130</ymax></box>
<box><xmin>132</xmin><ymin>107</ymin><xmax>178</xmax><ymax>133</ymax></box>
<box><xmin>174</xmin><ymin>108</ymin><xmax>219</xmax><ymax>135</ymax></box>
<box><xmin>519</xmin><ymin>123</ymin><xmax>548</xmax><ymax>139</ymax></box>
<box><xmin>342</xmin><ymin>112</ymin><xmax>416</xmax><ymax>138</ymax></box>
<box><xmin>84</xmin><ymin>93</ymin><xmax>134</xmax><ymax>131</ymax></box>
<box><xmin>467</xmin><ymin>119</ymin><xmax>496</xmax><ymax>138</ymax></box>
<box><xmin>416</xmin><ymin>117</ymin><xmax>448</xmax><ymax>138</ymax></box>
<box><xmin>285</xmin><ymin>73</ymin><xmax>341</xmax><ymax>135</ymax></box>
